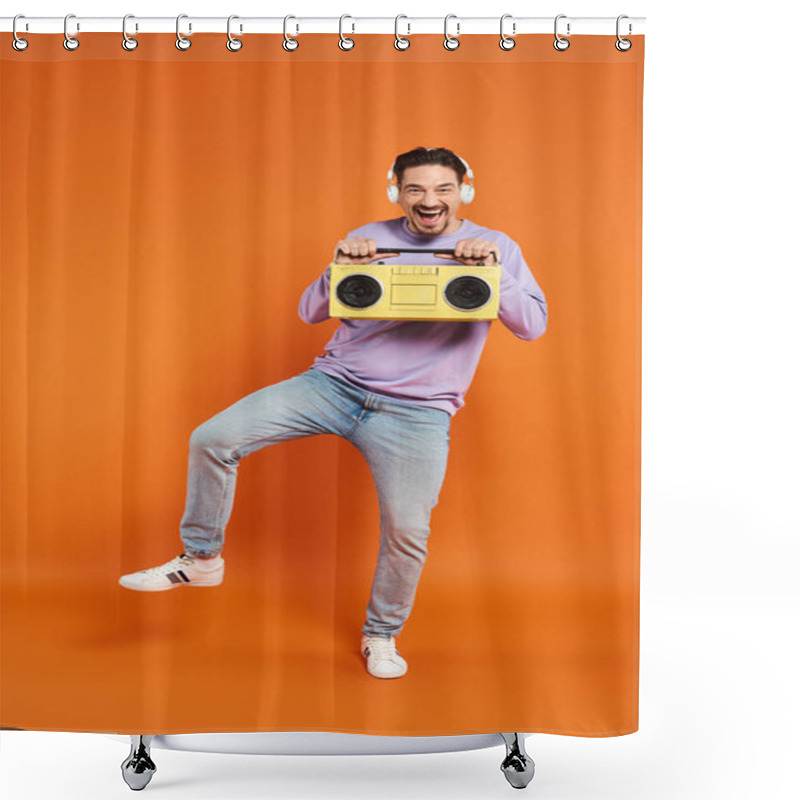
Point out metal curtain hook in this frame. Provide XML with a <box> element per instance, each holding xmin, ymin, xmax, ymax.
<box><xmin>12</xmin><ymin>14</ymin><xmax>29</xmax><ymax>51</ymax></box>
<box><xmin>176</xmin><ymin>14</ymin><xmax>192</xmax><ymax>50</ymax></box>
<box><xmin>122</xmin><ymin>14</ymin><xmax>138</xmax><ymax>51</ymax></box>
<box><xmin>227</xmin><ymin>15</ymin><xmax>243</xmax><ymax>51</ymax></box>
<box><xmin>553</xmin><ymin>14</ymin><xmax>570</xmax><ymax>51</ymax></box>
<box><xmin>339</xmin><ymin>14</ymin><xmax>355</xmax><ymax>50</ymax></box>
<box><xmin>615</xmin><ymin>14</ymin><xmax>632</xmax><ymax>51</ymax></box>
<box><xmin>394</xmin><ymin>14</ymin><xmax>410</xmax><ymax>50</ymax></box>
<box><xmin>283</xmin><ymin>15</ymin><xmax>299</xmax><ymax>51</ymax></box>
<box><xmin>64</xmin><ymin>13</ymin><xmax>80</xmax><ymax>51</ymax></box>
<box><xmin>444</xmin><ymin>13</ymin><xmax>460</xmax><ymax>51</ymax></box>
<box><xmin>499</xmin><ymin>14</ymin><xmax>516</xmax><ymax>50</ymax></box>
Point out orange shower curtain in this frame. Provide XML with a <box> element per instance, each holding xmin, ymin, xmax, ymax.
<box><xmin>0</xmin><ymin>32</ymin><xmax>643</xmax><ymax>736</ymax></box>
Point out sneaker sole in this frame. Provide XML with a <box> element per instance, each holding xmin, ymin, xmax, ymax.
<box><xmin>118</xmin><ymin>580</ymin><xmax>224</xmax><ymax>591</ymax></box>
<box><xmin>365</xmin><ymin>665</ymin><xmax>407</xmax><ymax>679</ymax></box>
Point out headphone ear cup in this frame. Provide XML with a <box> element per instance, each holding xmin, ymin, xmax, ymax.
<box><xmin>387</xmin><ymin>184</ymin><xmax>399</xmax><ymax>204</ymax></box>
<box><xmin>461</xmin><ymin>183</ymin><xmax>475</xmax><ymax>204</ymax></box>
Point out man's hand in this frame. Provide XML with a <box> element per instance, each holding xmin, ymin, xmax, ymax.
<box><xmin>435</xmin><ymin>238</ymin><xmax>500</xmax><ymax>266</ymax></box>
<box><xmin>333</xmin><ymin>237</ymin><xmax>399</xmax><ymax>265</ymax></box>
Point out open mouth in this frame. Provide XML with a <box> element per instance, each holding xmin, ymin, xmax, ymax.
<box><xmin>415</xmin><ymin>208</ymin><xmax>446</xmax><ymax>225</ymax></box>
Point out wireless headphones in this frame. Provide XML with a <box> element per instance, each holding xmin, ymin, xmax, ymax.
<box><xmin>386</xmin><ymin>149</ymin><xmax>475</xmax><ymax>205</ymax></box>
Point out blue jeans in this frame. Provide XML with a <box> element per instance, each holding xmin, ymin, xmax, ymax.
<box><xmin>179</xmin><ymin>367</ymin><xmax>451</xmax><ymax>640</ymax></box>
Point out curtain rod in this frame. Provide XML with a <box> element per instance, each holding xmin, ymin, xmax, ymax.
<box><xmin>1</xmin><ymin>16</ymin><xmax>646</xmax><ymax>36</ymax></box>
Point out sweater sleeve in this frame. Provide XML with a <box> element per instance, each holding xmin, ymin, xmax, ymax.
<box><xmin>497</xmin><ymin>239</ymin><xmax>548</xmax><ymax>341</ymax></box>
<box><xmin>299</xmin><ymin>227</ymin><xmax>365</xmax><ymax>324</ymax></box>
<box><xmin>298</xmin><ymin>263</ymin><xmax>332</xmax><ymax>324</ymax></box>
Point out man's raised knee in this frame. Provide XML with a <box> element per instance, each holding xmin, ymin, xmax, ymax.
<box><xmin>189</xmin><ymin>421</ymin><xmax>230</xmax><ymax>454</ymax></box>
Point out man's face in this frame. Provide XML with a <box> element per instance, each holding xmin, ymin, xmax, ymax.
<box><xmin>397</xmin><ymin>164</ymin><xmax>463</xmax><ymax>236</ymax></box>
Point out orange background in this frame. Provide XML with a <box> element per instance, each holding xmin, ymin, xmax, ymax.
<box><xmin>0</xmin><ymin>33</ymin><xmax>643</xmax><ymax>736</ymax></box>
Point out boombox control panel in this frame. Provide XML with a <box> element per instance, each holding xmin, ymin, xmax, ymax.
<box><xmin>329</xmin><ymin>248</ymin><xmax>502</xmax><ymax>321</ymax></box>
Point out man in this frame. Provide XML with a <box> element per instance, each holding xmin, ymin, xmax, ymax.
<box><xmin>118</xmin><ymin>146</ymin><xmax>548</xmax><ymax>680</ymax></box>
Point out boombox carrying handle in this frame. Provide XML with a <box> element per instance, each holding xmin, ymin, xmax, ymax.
<box><xmin>375</xmin><ymin>248</ymin><xmax>457</xmax><ymax>254</ymax></box>
<box><xmin>334</xmin><ymin>247</ymin><xmax>456</xmax><ymax>258</ymax></box>
<box><xmin>334</xmin><ymin>247</ymin><xmax>498</xmax><ymax>264</ymax></box>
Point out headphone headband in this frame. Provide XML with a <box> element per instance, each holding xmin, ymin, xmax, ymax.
<box><xmin>386</xmin><ymin>149</ymin><xmax>475</xmax><ymax>204</ymax></box>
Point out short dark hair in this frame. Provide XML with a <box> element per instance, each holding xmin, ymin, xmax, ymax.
<box><xmin>392</xmin><ymin>147</ymin><xmax>466</xmax><ymax>187</ymax></box>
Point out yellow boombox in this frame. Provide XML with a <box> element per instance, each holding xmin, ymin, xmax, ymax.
<box><xmin>329</xmin><ymin>248</ymin><xmax>502</xmax><ymax>321</ymax></box>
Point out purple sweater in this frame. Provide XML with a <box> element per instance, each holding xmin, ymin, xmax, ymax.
<box><xmin>298</xmin><ymin>216</ymin><xmax>547</xmax><ymax>417</ymax></box>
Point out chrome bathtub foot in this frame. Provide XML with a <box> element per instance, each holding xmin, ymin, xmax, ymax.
<box><xmin>500</xmin><ymin>733</ymin><xmax>535</xmax><ymax>789</ymax></box>
<box><xmin>121</xmin><ymin>735</ymin><xmax>157</xmax><ymax>790</ymax></box>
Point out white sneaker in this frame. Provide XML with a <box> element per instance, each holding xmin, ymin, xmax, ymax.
<box><xmin>119</xmin><ymin>553</ymin><xmax>224</xmax><ymax>592</ymax></box>
<box><xmin>361</xmin><ymin>635</ymin><xmax>408</xmax><ymax>679</ymax></box>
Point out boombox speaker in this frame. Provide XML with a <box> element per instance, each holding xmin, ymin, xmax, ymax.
<box><xmin>329</xmin><ymin>248</ymin><xmax>502</xmax><ymax>321</ymax></box>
